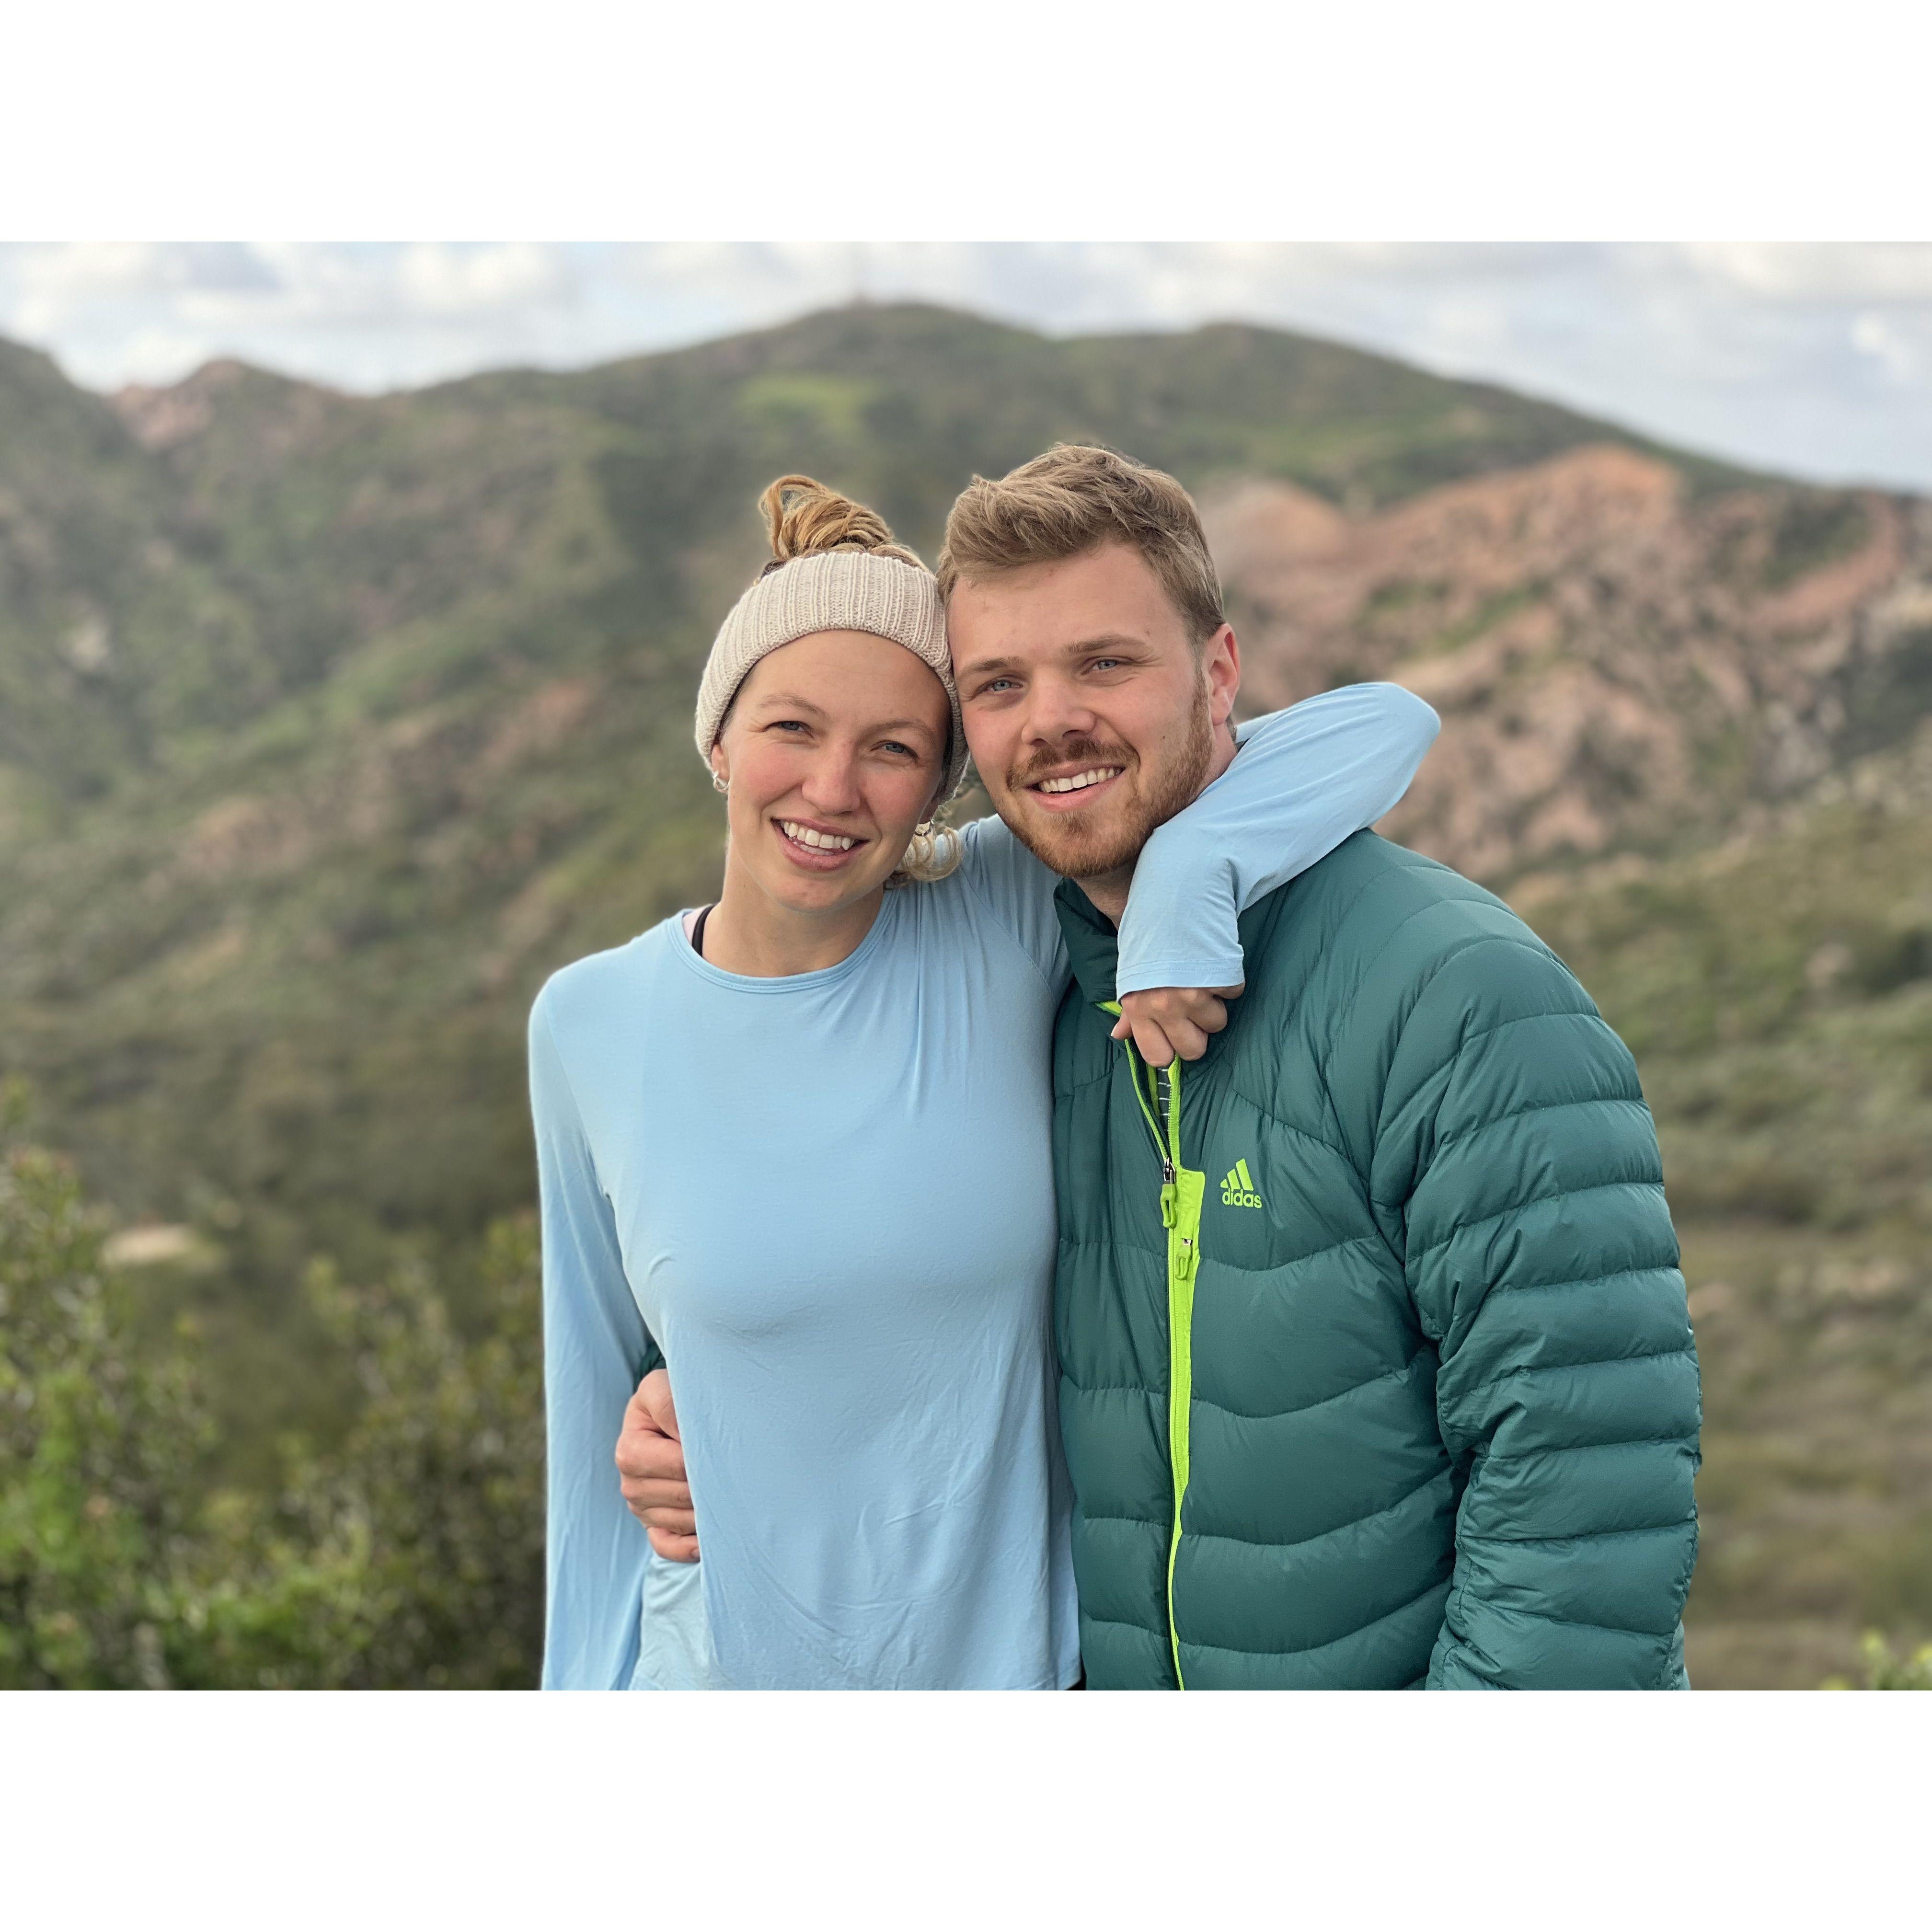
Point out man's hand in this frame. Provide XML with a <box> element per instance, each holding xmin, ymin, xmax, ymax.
<box><xmin>1112</xmin><ymin>983</ymin><xmax>1245</xmax><ymax>1067</ymax></box>
<box><xmin>615</xmin><ymin>1368</ymin><xmax>698</xmax><ymax>1563</ymax></box>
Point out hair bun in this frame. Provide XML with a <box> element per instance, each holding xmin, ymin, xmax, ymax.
<box><xmin>758</xmin><ymin>474</ymin><xmax>922</xmax><ymax>569</ymax></box>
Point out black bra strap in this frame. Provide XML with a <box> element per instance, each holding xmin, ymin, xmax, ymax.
<box><xmin>690</xmin><ymin>903</ymin><xmax>715</xmax><ymax>958</ymax></box>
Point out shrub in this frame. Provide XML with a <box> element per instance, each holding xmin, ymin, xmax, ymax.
<box><xmin>0</xmin><ymin>1092</ymin><xmax>212</xmax><ymax>1687</ymax></box>
<box><xmin>1</xmin><ymin>1083</ymin><xmax>547</xmax><ymax>1690</ymax></box>
<box><xmin>1823</xmin><ymin>1632</ymin><xmax>1932</xmax><ymax>1690</ymax></box>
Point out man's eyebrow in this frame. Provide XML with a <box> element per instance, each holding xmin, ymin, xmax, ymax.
<box><xmin>953</xmin><ymin>653</ymin><xmax>1025</xmax><ymax>679</ymax></box>
<box><xmin>955</xmin><ymin>634</ymin><xmax>1150</xmax><ymax>678</ymax></box>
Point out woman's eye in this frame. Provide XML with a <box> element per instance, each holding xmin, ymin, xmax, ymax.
<box><xmin>771</xmin><ymin>720</ymin><xmax>809</xmax><ymax>734</ymax></box>
<box><xmin>880</xmin><ymin>741</ymin><xmax>919</xmax><ymax>760</ymax></box>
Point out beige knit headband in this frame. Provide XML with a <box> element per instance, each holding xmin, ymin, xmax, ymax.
<box><xmin>693</xmin><ymin>548</ymin><xmax>967</xmax><ymax>809</ymax></box>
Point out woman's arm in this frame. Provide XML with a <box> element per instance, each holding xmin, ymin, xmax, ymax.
<box><xmin>1116</xmin><ymin>682</ymin><xmax>1440</xmax><ymax>996</ymax></box>
<box><xmin>946</xmin><ymin>683</ymin><xmax>1439</xmax><ymax>1001</ymax></box>
<box><xmin>529</xmin><ymin>987</ymin><xmax>659</xmax><ymax>1690</ymax></box>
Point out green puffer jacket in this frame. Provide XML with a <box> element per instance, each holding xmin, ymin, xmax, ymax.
<box><xmin>1052</xmin><ymin>832</ymin><xmax>1701</xmax><ymax>1689</ymax></box>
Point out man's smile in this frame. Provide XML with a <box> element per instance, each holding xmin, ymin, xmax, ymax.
<box><xmin>1022</xmin><ymin>764</ymin><xmax>1127</xmax><ymax>812</ymax></box>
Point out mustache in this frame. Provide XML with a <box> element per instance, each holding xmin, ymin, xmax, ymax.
<box><xmin>1006</xmin><ymin>739</ymin><xmax>1135</xmax><ymax>792</ymax></box>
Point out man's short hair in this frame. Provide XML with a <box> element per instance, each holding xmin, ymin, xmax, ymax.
<box><xmin>938</xmin><ymin>444</ymin><xmax>1226</xmax><ymax>647</ymax></box>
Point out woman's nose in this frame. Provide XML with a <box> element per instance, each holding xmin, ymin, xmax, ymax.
<box><xmin>799</xmin><ymin>750</ymin><xmax>863</xmax><ymax>814</ymax></box>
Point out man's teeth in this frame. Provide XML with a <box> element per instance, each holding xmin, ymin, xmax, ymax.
<box><xmin>780</xmin><ymin>821</ymin><xmax>857</xmax><ymax>851</ymax></box>
<box><xmin>1036</xmin><ymin>767</ymin><xmax>1122</xmax><ymax>794</ymax></box>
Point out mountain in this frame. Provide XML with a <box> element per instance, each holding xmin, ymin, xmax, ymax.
<box><xmin>0</xmin><ymin>303</ymin><xmax>1751</xmax><ymax>1270</ymax></box>
<box><xmin>1</xmin><ymin>302</ymin><xmax>1928</xmax><ymax>1685</ymax></box>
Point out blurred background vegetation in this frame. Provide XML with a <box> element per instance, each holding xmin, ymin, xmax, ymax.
<box><xmin>1</xmin><ymin>302</ymin><xmax>1927</xmax><ymax>1686</ymax></box>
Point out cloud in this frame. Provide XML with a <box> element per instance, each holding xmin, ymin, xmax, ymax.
<box><xmin>2</xmin><ymin>242</ymin><xmax>1929</xmax><ymax>489</ymax></box>
<box><xmin>1666</xmin><ymin>242</ymin><xmax>1932</xmax><ymax>304</ymax></box>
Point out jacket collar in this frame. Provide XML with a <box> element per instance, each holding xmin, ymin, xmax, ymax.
<box><xmin>1056</xmin><ymin>877</ymin><xmax>1290</xmax><ymax>1074</ymax></box>
<box><xmin>1053</xmin><ymin>879</ymin><xmax>1120</xmax><ymax>1008</ymax></box>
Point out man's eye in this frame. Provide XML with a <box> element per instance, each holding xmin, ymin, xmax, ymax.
<box><xmin>977</xmin><ymin>678</ymin><xmax>1018</xmax><ymax>697</ymax></box>
<box><xmin>1089</xmin><ymin>657</ymin><xmax>1127</xmax><ymax>673</ymax></box>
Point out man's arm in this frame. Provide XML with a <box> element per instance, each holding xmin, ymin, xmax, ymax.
<box><xmin>616</xmin><ymin>1367</ymin><xmax>698</xmax><ymax>1562</ymax></box>
<box><xmin>1369</xmin><ymin>935</ymin><xmax>1702</xmax><ymax>1689</ymax></box>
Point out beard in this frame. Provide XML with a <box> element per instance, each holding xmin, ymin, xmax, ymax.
<box><xmin>996</xmin><ymin>684</ymin><xmax>1217</xmax><ymax>886</ymax></box>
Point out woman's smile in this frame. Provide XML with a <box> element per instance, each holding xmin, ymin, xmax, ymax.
<box><xmin>773</xmin><ymin>815</ymin><xmax>869</xmax><ymax>870</ymax></box>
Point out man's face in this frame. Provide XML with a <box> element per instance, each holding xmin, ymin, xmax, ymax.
<box><xmin>948</xmin><ymin>541</ymin><xmax>1241</xmax><ymax>891</ymax></box>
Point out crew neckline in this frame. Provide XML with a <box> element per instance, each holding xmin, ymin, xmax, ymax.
<box><xmin>664</xmin><ymin>894</ymin><xmax>897</xmax><ymax>994</ymax></box>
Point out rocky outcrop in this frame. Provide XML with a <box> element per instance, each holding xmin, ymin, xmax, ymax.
<box><xmin>1207</xmin><ymin>446</ymin><xmax>1932</xmax><ymax>883</ymax></box>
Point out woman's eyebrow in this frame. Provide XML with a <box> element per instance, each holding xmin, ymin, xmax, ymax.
<box><xmin>754</xmin><ymin>692</ymin><xmax>934</xmax><ymax>737</ymax></box>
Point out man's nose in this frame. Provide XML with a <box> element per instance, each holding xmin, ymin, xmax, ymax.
<box><xmin>1018</xmin><ymin>674</ymin><xmax>1100</xmax><ymax>747</ymax></box>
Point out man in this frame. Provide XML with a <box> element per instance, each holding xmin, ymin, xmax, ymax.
<box><xmin>622</xmin><ymin>445</ymin><xmax>1701</xmax><ymax>1688</ymax></box>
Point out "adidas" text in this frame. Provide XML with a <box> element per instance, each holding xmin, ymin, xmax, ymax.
<box><xmin>1221</xmin><ymin>1159</ymin><xmax>1263</xmax><ymax>1209</ymax></box>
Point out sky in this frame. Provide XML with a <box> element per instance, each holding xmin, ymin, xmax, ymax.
<box><xmin>4</xmin><ymin>242</ymin><xmax>1931</xmax><ymax>493</ymax></box>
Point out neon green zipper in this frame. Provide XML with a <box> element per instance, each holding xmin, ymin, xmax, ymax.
<box><xmin>1103</xmin><ymin>1004</ymin><xmax>1206</xmax><ymax>1690</ymax></box>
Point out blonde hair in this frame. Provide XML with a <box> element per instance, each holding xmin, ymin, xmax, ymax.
<box><xmin>937</xmin><ymin>443</ymin><xmax>1225</xmax><ymax>647</ymax></box>
<box><xmin>759</xmin><ymin>473</ymin><xmax>925</xmax><ymax>570</ymax></box>
<box><xmin>738</xmin><ymin>475</ymin><xmax>962</xmax><ymax>886</ymax></box>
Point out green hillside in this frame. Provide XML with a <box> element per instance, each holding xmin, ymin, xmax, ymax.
<box><xmin>0</xmin><ymin>304</ymin><xmax>1725</xmax><ymax>1290</ymax></box>
<box><xmin>1</xmin><ymin>302</ymin><xmax>1925</xmax><ymax>1685</ymax></box>
<box><xmin>1523</xmin><ymin>748</ymin><xmax>1932</xmax><ymax>1686</ymax></box>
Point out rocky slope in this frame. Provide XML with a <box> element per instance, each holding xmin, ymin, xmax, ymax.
<box><xmin>1209</xmin><ymin>446</ymin><xmax>1932</xmax><ymax>883</ymax></box>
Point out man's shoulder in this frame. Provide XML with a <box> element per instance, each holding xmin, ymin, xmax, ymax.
<box><xmin>1269</xmin><ymin>831</ymin><xmax>1538</xmax><ymax>972</ymax></box>
<box><xmin>1234</xmin><ymin>833</ymin><xmax>1590</xmax><ymax>1060</ymax></box>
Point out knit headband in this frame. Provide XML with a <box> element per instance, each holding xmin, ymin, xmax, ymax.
<box><xmin>692</xmin><ymin>548</ymin><xmax>967</xmax><ymax>809</ymax></box>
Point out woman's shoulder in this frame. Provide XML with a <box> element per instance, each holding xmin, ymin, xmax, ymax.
<box><xmin>531</xmin><ymin>918</ymin><xmax>683</xmax><ymax>1037</ymax></box>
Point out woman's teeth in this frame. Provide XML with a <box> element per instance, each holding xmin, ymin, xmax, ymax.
<box><xmin>1036</xmin><ymin>767</ymin><xmax>1122</xmax><ymax>794</ymax></box>
<box><xmin>780</xmin><ymin>820</ymin><xmax>857</xmax><ymax>851</ymax></box>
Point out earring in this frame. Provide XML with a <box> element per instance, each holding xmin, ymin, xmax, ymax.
<box><xmin>914</xmin><ymin>821</ymin><xmax>933</xmax><ymax>836</ymax></box>
<box><xmin>712</xmin><ymin>770</ymin><xmax>729</xmax><ymax>795</ymax></box>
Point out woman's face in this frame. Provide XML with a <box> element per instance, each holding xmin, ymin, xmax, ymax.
<box><xmin>710</xmin><ymin>629</ymin><xmax>951</xmax><ymax>918</ymax></box>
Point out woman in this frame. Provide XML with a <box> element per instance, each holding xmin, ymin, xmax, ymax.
<box><xmin>533</xmin><ymin>475</ymin><xmax>1437</xmax><ymax>1689</ymax></box>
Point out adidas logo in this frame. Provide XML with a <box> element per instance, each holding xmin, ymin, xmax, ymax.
<box><xmin>1221</xmin><ymin>1159</ymin><xmax>1263</xmax><ymax>1209</ymax></box>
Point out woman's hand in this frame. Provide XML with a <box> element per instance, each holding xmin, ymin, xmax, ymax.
<box><xmin>615</xmin><ymin>1368</ymin><xmax>700</xmax><ymax>1563</ymax></box>
<box><xmin>1111</xmin><ymin>983</ymin><xmax>1245</xmax><ymax>1067</ymax></box>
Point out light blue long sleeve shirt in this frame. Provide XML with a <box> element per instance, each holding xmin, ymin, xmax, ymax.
<box><xmin>532</xmin><ymin>684</ymin><xmax>1439</xmax><ymax>1689</ymax></box>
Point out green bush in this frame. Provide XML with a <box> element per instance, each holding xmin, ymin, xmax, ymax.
<box><xmin>0</xmin><ymin>1114</ymin><xmax>211</xmax><ymax>1687</ymax></box>
<box><xmin>1823</xmin><ymin>1633</ymin><xmax>1932</xmax><ymax>1690</ymax></box>
<box><xmin>1</xmin><ymin>1087</ymin><xmax>547</xmax><ymax>1689</ymax></box>
<box><xmin>189</xmin><ymin>1227</ymin><xmax>545</xmax><ymax>1690</ymax></box>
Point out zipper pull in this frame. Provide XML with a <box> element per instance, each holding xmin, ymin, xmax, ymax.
<box><xmin>1161</xmin><ymin>1179</ymin><xmax>1177</xmax><ymax>1228</ymax></box>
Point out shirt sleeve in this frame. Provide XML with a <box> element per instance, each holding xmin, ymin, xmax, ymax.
<box><xmin>1114</xmin><ymin>683</ymin><xmax>1441</xmax><ymax>996</ymax></box>
<box><xmin>950</xmin><ymin>812</ymin><xmax>1071</xmax><ymax>989</ymax></box>
<box><xmin>529</xmin><ymin>988</ymin><xmax>662</xmax><ymax>1691</ymax></box>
